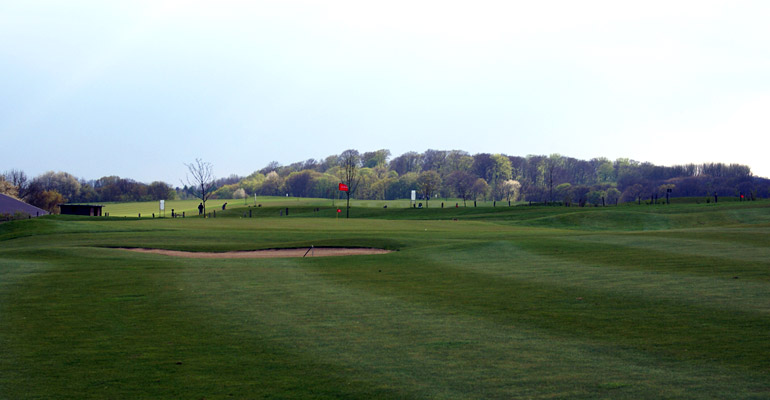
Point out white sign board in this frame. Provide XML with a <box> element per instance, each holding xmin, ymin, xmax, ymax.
<box><xmin>159</xmin><ymin>200</ymin><xmax>165</xmax><ymax>211</ymax></box>
<box><xmin>411</xmin><ymin>190</ymin><xmax>416</xmax><ymax>201</ymax></box>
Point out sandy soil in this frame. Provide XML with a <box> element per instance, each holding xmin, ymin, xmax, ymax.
<box><xmin>119</xmin><ymin>247</ymin><xmax>392</xmax><ymax>259</ymax></box>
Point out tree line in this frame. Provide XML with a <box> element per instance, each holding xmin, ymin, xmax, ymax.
<box><xmin>0</xmin><ymin>170</ymin><xmax>175</xmax><ymax>213</ymax></box>
<box><xmin>210</xmin><ymin>150</ymin><xmax>768</xmax><ymax>206</ymax></box>
<box><xmin>2</xmin><ymin>150</ymin><xmax>768</xmax><ymax>213</ymax></box>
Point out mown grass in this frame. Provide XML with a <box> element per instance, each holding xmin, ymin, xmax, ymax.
<box><xmin>1</xmin><ymin>200</ymin><xmax>769</xmax><ymax>399</ymax></box>
<box><xmin>99</xmin><ymin>197</ymin><xmax>421</xmax><ymax>217</ymax></box>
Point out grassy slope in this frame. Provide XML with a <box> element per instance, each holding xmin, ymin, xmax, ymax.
<box><xmin>99</xmin><ymin>197</ymin><xmax>419</xmax><ymax>217</ymax></box>
<box><xmin>1</xmin><ymin>201</ymin><xmax>769</xmax><ymax>399</ymax></box>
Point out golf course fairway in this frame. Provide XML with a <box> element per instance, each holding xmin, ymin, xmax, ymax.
<box><xmin>1</xmin><ymin>200</ymin><xmax>769</xmax><ymax>399</ymax></box>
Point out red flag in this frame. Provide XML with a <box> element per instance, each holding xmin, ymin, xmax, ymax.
<box><xmin>339</xmin><ymin>183</ymin><xmax>349</xmax><ymax>192</ymax></box>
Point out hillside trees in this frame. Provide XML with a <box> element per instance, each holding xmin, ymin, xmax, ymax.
<box><xmin>606</xmin><ymin>187</ymin><xmax>621</xmax><ymax>205</ymax></box>
<box><xmin>499</xmin><ymin>179</ymin><xmax>521</xmax><ymax>205</ymax></box>
<box><xmin>212</xmin><ymin>183</ymin><xmax>239</xmax><ymax>199</ymax></box>
<box><xmin>595</xmin><ymin>159</ymin><xmax>616</xmax><ymax>183</ymax></box>
<box><xmin>233</xmin><ymin>188</ymin><xmax>247</xmax><ymax>199</ymax></box>
<box><xmin>313</xmin><ymin>173</ymin><xmax>340</xmax><ymax>200</ymax></box>
<box><xmin>319</xmin><ymin>155</ymin><xmax>339</xmax><ymax>172</ymax></box>
<box><xmin>443</xmin><ymin>150</ymin><xmax>473</xmax><ymax>176</ymax></box>
<box><xmin>417</xmin><ymin>170</ymin><xmax>441</xmax><ymax>207</ymax></box>
<box><xmin>4</xmin><ymin>150</ymin><xmax>766</xmax><ymax>210</ymax></box>
<box><xmin>555</xmin><ymin>183</ymin><xmax>572</xmax><ymax>205</ymax></box>
<box><xmin>285</xmin><ymin>170</ymin><xmax>318</xmax><ymax>197</ymax></box>
<box><xmin>470</xmin><ymin>178</ymin><xmax>490</xmax><ymax>203</ymax></box>
<box><xmin>239</xmin><ymin>172</ymin><xmax>265</xmax><ymax>195</ymax></box>
<box><xmin>218</xmin><ymin>150</ymin><xmax>767</xmax><ymax>204</ymax></box>
<box><xmin>539</xmin><ymin>154</ymin><xmax>564</xmax><ymax>204</ymax></box>
<box><xmin>389</xmin><ymin>151</ymin><xmax>422</xmax><ymax>175</ymax></box>
<box><xmin>260</xmin><ymin>171</ymin><xmax>283</xmax><ymax>196</ymax></box>
<box><xmin>586</xmin><ymin>190</ymin><xmax>605</xmax><ymax>206</ymax></box>
<box><xmin>445</xmin><ymin>171</ymin><xmax>475</xmax><ymax>206</ymax></box>
<box><xmin>362</xmin><ymin>149</ymin><xmax>391</xmax><ymax>168</ymax></box>
<box><xmin>29</xmin><ymin>190</ymin><xmax>65</xmax><ymax>213</ymax></box>
<box><xmin>94</xmin><ymin>176</ymin><xmax>152</xmax><ymax>202</ymax></box>
<box><xmin>421</xmin><ymin>149</ymin><xmax>447</xmax><ymax>173</ymax></box>
<box><xmin>214</xmin><ymin>151</ymin><xmax>767</xmax><ymax>204</ymax></box>
<box><xmin>621</xmin><ymin>184</ymin><xmax>645</xmax><ymax>204</ymax></box>
<box><xmin>489</xmin><ymin>154</ymin><xmax>513</xmax><ymax>200</ymax></box>
<box><xmin>2</xmin><ymin>169</ymin><xmax>177</xmax><ymax>205</ymax></box>
<box><xmin>32</xmin><ymin>171</ymin><xmax>81</xmax><ymax>201</ymax></box>
<box><xmin>148</xmin><ymin>181</ymin><xmax>174</xmax><ymax>200</ymax></box>
<box><xmin>471</xmin><ymin>153</ymin><xmax>494</xmax><ymax>183</ymax></box>
<box><xmin>387</xmin><ymin>172</ymin><xmax>418</xmax><ymax>200</ymax></box>
<box><xmin>354</xmin><ymin>168</ymin><xmax>375</xmax><ymax>200</ymax></box>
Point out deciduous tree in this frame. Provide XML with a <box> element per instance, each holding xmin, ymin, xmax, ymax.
<box><xmin>498</xmin><ymin>179</ymin><xmax>521</xmax><ymax>205</ymax></box>
<box><xmin>0</xmin><ymin>176</ymin><xmax>18</xmax><ymax>198</ymax></box>
<box><xmin>389</xmin><ymin>151</ymin><xmax>422</xmax><ymax>175</ymax></box>
<box><xmin>606</xmin><ymin>187</ymin><xmax>621</xmax><ymax>205</ymax></box>
<box><xmin>32</xmin><ymin>171</ymin><xmax>81</xmax><ymax>201</ymax></box>
<box><xmin>3</xmin><ymin>169</ymin><xmax>29</xmax><ymax>199</ymax></box>
<box><xmin>446</xmin><ymin>171</ymin><xmax>475</xmax><ymax>207</ymax></box>
<box><xmin>29</xmin><ymin>190</ymin><xmax>64</xmax><ymax>213</ymax></box>
<box><xmin>148</xmin><ymin>181</ymin><xmax>173</xmax><ymax>200</ymax></box>
<box><xmin>184</xmin><ymin>158</ymin><xmax>215</xmax><ymax>216</ymax></box>
<box><xmin>417</xmin><ymin>170</ymin><xmax>441</xmax><ymax>208</ymax></box>
<box><xmin>539</xmin><ymin>154</ymin><xmax>563</xmax><ymax>204</ymax></box>
<box><xmin>489</xmin><ymin>154</ymin><xmax>513</xmax><ymax>199</ymax></box>
<box><xmin>338</xmin><ymin>149</ymin><xmax>361</xmax><ymax>218</ymax></box>
<box><xmin>362</xmin><ymin>149</ymin><xmax>391</xmax><ymax>168</ymax></box>
<box><xmin>470</xmin><ymin>178</ymin><xmax>490</xmax><ymax>203</ymax></box>
<box><xmin>233</xmin><ymin>188</ymin><xmax>247</xmax><ymax>199</ymax></box>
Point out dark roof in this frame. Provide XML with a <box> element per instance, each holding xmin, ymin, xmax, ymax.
<box><xmin>0</xmin><ymin>193</ymin><xmax>49</xmax><ymax>216</ymax></box>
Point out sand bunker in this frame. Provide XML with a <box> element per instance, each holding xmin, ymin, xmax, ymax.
<box><xmin>120</xmin><ymin>247</ymin><xmax>392</xmax><ymax>259</ymax></box>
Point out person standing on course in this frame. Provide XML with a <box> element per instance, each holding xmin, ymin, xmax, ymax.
<box><xmin>198</xmin><ymin>203</ymin><xmax>203</xmax><ymax>215</ymax></box>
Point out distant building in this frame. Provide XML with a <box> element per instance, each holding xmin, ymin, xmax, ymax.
<box><xmin>0</xmin><ymin>193</ymin><xmax>49</xmax><ymax>217</ymax></box>
<box><xmin>59</xmin><ymin>204</ymin><xmax>104</xmax><ymax>216</ymax></box>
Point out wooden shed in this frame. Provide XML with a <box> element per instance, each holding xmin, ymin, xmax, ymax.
<box><xmin>59</xmin><ymin>204</ymin><xmax>104</xmax><ymax>216</ymax></box>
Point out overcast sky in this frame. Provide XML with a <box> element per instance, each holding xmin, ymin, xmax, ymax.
<box><xmin>3</xmin><ymin>1</ymin><xmax>769</xmax><ymax>184</ymax></box>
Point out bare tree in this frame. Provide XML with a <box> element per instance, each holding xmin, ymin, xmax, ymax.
<box><xmin>4</xmin><ymin>169</ymin><xmax>30</xmax><ymax>199</ymax></box>
<box><xmin>338</xmin><ymin>149</ymin><xmax>361</xmax><ymax>218</ymax></box>
<box><xmin>0</xmin><ymin>176</ymin><xmax>18</xmax><ymax>197</ymax></box>
<box><xmin>184</xmin><ymin>158</ymin><xmax>215</xmax><ymax>216</ymax></box>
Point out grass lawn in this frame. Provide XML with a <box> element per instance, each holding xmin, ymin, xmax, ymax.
<box><xmin>97</xmin><ymin>197</ymin><xmax>529</xmax><ymax>218</ymax></box>
<box><xmin>1</xmin><ymin>199</ymin><xmax>769</xmax><ymax>398</ymax></box>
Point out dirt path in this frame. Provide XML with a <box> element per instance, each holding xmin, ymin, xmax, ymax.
<box><xmin>119</xmin><ymin>247</ymin><xmax>392</xmax><ymax>259</ymax></box>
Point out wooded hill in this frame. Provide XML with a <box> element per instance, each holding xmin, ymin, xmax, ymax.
<box><xmin>206</xmin><ymin>150</ymin><xmax>768</xmax><ymax>205</ymax></box>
